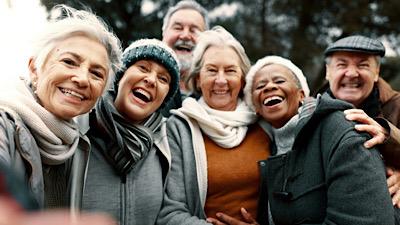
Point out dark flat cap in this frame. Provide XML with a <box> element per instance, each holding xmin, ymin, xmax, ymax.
<box><xmin>324</xmin><ymin>35</ymin><xmax>385</xmax><ymax>57</ymax></box>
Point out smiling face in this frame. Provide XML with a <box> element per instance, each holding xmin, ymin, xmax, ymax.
<box><xmin>114</xmin><ymin>60</ymin><xmax>171</xmax><ymax>123</ymax></box>
<box><xmin>326</xmin><ymin>51</ymin><xmax>380</xmax><ymax>107</ymax></box>
<box><xmin>197</xmin><ymin>46</ymin><xmax>243</xmax><ymax>111</ymax></box>
<box><xmin>252</xmin><ymin>64</ymin><xmax>305</xmax><ymax>128</ymax></box>
<box><xmin>162</xmin><ymin>9</ymin><xmax>205</xmax><ymax>72</ymax></box>
<box><xmin>29</xmin><ymin>35</ymin><xmax>109</xmax><ymax>120</ymax></box>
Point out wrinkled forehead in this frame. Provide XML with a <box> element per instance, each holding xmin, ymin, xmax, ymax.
<box><xmin>329</xmin><ymin>51</ymin><xmax>377</xmax><ymax>63</ymax></box>
<box><xmin>255</xmin><ymin>64</ymin><xmax>298</xmax><ymax>81</ymax></box>
<box><xmin>169</xmin><ymin>9</ymin><xmax>206</xmax><ymax>30</ymax></box>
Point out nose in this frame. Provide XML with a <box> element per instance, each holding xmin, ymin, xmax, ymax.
<box><xmin>345</xmin><ymin>65</ymin><xmax>359</xmax><ymax>78</ymax></box>
<box><xmin>143</xmin><ymin>72</ymin><xmax>156</xmax><ymax>88</ymax></box>
<box><xmin>263</xmin><ymin>81</ymin><xmax>278</xmax><ymax>92</ymax></box>
<box><xmin>71</xmin><ymin>68</ymin><xmax>89</xmax><ymax>88</ymax></box>
<box><xmin>179</xmin><ymin>27</ymin><xmax>193</xmax><ymax>41</ymax></box>
<box><xmin>215</xmin><ymin>72</ymin><xmax>228</xmax><ymax>85</ymax></box>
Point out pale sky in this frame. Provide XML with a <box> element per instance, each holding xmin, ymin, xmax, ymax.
<box><xmin>1</xmin><ymin>0</ymin><xmax>47</xmax><ymax>80</ymax></box>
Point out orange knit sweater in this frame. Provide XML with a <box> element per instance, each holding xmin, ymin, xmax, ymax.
<box><xmin>204</xmin><ymin>123</ymin><xmax>270</xmax><ymax>220</ymax></box>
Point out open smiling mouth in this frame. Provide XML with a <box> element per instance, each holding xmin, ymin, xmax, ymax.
<box><xmin>175</xmin><ymin>45</ymin><xmax>193</xmax><ymax>53</ymax></box>
<box><xmin>263</xmin><ymin>96</ymin><xmax>283</xmax><ymax>106</ymax></box>
<box><xmin>341</xmin><ymin>83</ymin><xmax>361</xmax><ymax>88</ymax></box>
<box><xmin>132</xmin><ymin>89</ymin><xmax>151</xmax><ymax>103</ymax></box>
<box><xmin>60</xmin><ymin>88</ymin><xmax>85</xmax><ymax>101</ymax></box>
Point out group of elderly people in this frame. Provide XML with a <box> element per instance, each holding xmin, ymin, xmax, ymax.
<box><xmin>0</xmin><ymin>2</ymin><xmax>399</xmax><ymax>225</ymax></box>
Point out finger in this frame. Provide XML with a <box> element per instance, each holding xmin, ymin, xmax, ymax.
<box><xmin>207</xmin><ymin>217</ymin><xmax>226</xmax><ymax>225</ymax></box>
<box><xmin>354</xmin><ymin>124</ymin><xmax>381</xmax><ymax>133</ymax></box>
<box><xmin>392</xmin><ymin>189</ymin><xmax>400</xmax><ymax>207</ymax></box>
<box><xmin>387</xmin><ymin>167</ymin><xmax>395</xmax><ymax>176</ymax></box>
<box><xmin>344</xmin><ymin>109</ymin><xmax>365</xmax><ymax>114</ymax></box>
<box><xmin>216</xmin><ymin>212</ymin><xmax>242</xmax><ymax>225</ymax></box>
<box><xmin>363</xmin><ymin>138</ymin><xmax>385</xmax><ymax>149</ymax></box>
<box><xmin>345</xmin><ymin>114</ymin><xmax>371</xmax><ymax>124</ymax></box>
<box><xmin>240</xmin><ymin>208</ymin><xmax>257</xmax><ymax>223</ymax></box>
<box><xmin>388</xmin><ymin>172</ymin><xmax>397</xmax><ymax>185</ymax></box>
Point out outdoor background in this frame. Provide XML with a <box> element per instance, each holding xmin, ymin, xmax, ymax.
<box><xmin>8</xmin><ymin>0</ymin><xmax>400</xmax><ymax>94</ymax></box>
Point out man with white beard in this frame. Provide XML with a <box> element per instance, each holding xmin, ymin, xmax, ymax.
<box><xmin>161</xmin><ymin>0</ymin><xmax>209</xmax><ymax>116</ymax></box>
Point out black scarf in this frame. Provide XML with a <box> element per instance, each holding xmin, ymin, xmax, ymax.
<box><xmin>89</xmin><ymin>91</ymin><xmax>162</xmax><ymax>176</ymax></box>
<box><xmin>327</xmin><ymin>86</ymin><xmax>381</xmax><ymax>117</ymax></box>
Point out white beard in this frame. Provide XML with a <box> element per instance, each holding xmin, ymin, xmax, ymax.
<box><xmin>177</xmin><ymin>53</ymin><xmax>192</xmax><ymax>78</ymax></box>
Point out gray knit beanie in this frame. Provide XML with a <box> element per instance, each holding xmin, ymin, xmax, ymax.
<box><xmin>243</xmin><ymin>55</ymin><xmax>310</xmax><ymax>111</ymax></box>
<box><xmin>112</xmin><ymin>38</ymin><xmax>180</xmax><ymax>109</ymax></box>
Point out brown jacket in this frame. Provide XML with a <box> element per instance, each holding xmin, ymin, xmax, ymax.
<box><xmin>377</xmin><ymin>77</ymin><xmax>400</xmax><ymax>168</ymax></box>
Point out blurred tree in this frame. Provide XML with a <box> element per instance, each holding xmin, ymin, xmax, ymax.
<box><xmin>39</xmin><ymin>0</ymin><xmax>400</xmax><ymax>92</ymax></box>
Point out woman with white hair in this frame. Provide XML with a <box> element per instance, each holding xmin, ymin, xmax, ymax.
<box><xmin>238</xmin><ymin>55</ymin><xmax>394</xmax><ymax>225</ymax></box>
<box><xmin>157</xmin><ymin>26</ymin><xmax>271</xmax><ymax>225</ymax></box>
<box><xmin>0</xmin><ymin>4</ymin><xmax>122</xmax><ymax>210</ymax></box>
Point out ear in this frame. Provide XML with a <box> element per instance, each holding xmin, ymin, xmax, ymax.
<box><xmin>374</xmin><ymin>67</ymin><xmax>380</xmax><ymax>82</ymax></box>
<box><xmin>325</xmin><ymin>64</ymin><xmax>330</xmax><ymax>80</ymax></box>
<box><xmin>28</xmin><ymin>57</ymin><xmax>38</xmax><ymax>82</ymax></box>
<box><xmin>298</xmin><ymin>89</ymin><xmax>305</xmax><ymax>103</ymax></box>
<box><xmin>195</xmin><ymin>75</ymin><xmax>201</xmax><ymax>90</ymax></box>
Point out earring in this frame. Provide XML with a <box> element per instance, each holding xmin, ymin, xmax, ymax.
<box><xmin>32</xmin><ymin>81</ymin><xmax>38</xmax><ymax>95</ymax></box>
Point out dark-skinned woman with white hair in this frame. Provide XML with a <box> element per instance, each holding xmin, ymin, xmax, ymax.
<box><xmin>214</xmin><ymin>55</ymin><xmax>394</xmax><ymax>225</ymax></box>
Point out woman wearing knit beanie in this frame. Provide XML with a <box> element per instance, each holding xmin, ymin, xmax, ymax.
<box><xmin>81</xmin><ymin>38</ymin><xmax>180</xmax><ymax>224</ymax></box>
<box><xmin>241</xmin><ymin>55</ymin><xmax>394</xmax><ymax>225</ymax></box>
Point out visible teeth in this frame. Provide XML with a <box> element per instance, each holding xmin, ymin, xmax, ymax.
<box><xmin>346</xmin><ymin>83</ymin><xmax>359</xmax><ymax>88</ymax></box>
<box><xmin>263</xmin><ymin>96</ymin><xmax>283</xmax><ymax>105</ymax></box>
<box><xmin>133</xmin><ymin>88</ymin><xmax>151</xmax><ymax>102</ymax></box>
<box><xmin>176</xmin><ymin>45</ymin><xmax>192</xmax><ymax>52</ymax></box>
<box><xmin>60</xmin><ymin>88</ymin><xmax>84</xmax><ymax>100</ymax></box>
<box><xmin>213</xmin><ymin>90</ymin><xmax>228</xmax><ymax>95</ymax></box>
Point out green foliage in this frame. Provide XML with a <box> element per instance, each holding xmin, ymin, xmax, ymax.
<box><xmin>40</xmin><ymin>0</ymin><xmax>400</xmax><ymax>91</ymax></box>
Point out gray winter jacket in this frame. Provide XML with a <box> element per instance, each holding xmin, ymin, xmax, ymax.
<box><xmin>0</xmin><ymin>110</ymin><xmax>89</xmax><ymax>209</ymax></box>
<box><xmin>82</xmin><ymin>117</ymin><xmax>171</xmax><ymax>225</ymax></box>
<box><xmin>157</xmin><ymin>112</ymin><xmax>268</xmax><ymax>225</ymax></box>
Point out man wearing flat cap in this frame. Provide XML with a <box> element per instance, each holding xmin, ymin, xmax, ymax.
<box><xmin>325</xmin><ymin>35</ymin><xmax>400</xmax><ymax>206</ymax></box>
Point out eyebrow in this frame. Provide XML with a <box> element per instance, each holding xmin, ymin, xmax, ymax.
<box><xmin>172</xmin><ymin>21</ymin><xmax>201</xmax><ymax>30</ymax></box>
<box><xmin>61</xmin><ymin>51</ymin><xmax>107</xmax><ymax>73</ymax></box>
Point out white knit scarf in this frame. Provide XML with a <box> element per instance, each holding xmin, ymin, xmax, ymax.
<box><xmin>178</xmin><ymin>97</ymin><xmax>257</xmax><ymax>148</ymax></box>
<box><xmin>173</xmin><ymin>96</ymin><xmax>257</xmax><ymax>207</ymax></box>
<box><xmin>0</xmin><ymin>78</ymin><xmax>80</xmax><ymax>165</ymax></box>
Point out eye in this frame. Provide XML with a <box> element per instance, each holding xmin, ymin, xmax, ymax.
<box><xmin>158</xmin><ymin>74</ymin><xmax>171</xmax><ymax>84</ymax></box>
<box><xmin>172</xmin><ymin>25</ymin><xmax>183</xmax><ymax>31</ymax></box>
<box><xmin>359</xmin><ymin>63</ymin><xmax>369</xmax><ymax>68</ymax></box>
<box><xmin>226</xmin><ymin>69</ymin><xmax>237</xmax><ymax>74</ymax></box>
<box><xmin>137</xmin><ymin>64</ymin><xmax>150</xmax><ymax>72</ymax></box>
<box><xmin>190</xmin><ymin>27</ymin><xmax>200</xmax><ymax>34</ymax></box>
<box><xmin>204</xmin><ymin>67</ymin><xmax>217</xmax><ymax>75</ymax></box>
<box><xmin>255</xmin><ymin>83</ymin><xmax>266</xmax><ymax>90</ymax></box>
<box><xmin>275</xmin><ymin>79</ymin><xmax>285</xmax><ymax>84</ymax></box>
<box><xmin>90</xmin><ymin>69</ymin><xmax>105</xmax><ymax>80</ymax></box>
<box><xmin>336</xmin><ymin>63</ymin><xmax>347</xmax><ymax>68</ymax></box>
<box><xmin>61</xmin><ymin>58</ymin><xmax>77</xmax><ymax>66</ymax></box>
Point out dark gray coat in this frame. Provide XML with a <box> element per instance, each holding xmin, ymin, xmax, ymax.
<box><xmin>264</xmin><ymin>93</ymin><xmax>394</xmax><ymax>225</ymax></box>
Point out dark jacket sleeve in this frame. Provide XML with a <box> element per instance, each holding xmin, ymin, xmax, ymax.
<box><xmin>321</xmin><ymin>130</ymin><xmax>394</xmax><ymax>225</ymax></box>
<box><xmin>376</xmin><ymin>117</ymin><xmax>400</xmax><ymax>168</ymax></box>
<box><xmin>157</xmin><ymin>116</ymin><xmax>210</xmax><ymax>225</ymax></box>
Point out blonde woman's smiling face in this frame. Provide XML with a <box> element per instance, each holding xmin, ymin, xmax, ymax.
<box><xmin>196</xmin><ymin>46</ymin><xmax>243</xmax><ymax>111</ymax></box>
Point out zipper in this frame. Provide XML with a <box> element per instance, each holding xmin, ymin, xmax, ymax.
<box><xmin>120</xmin><ymin>174</ymin><xmax>127</xmax><ymax>225</ymax></box>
